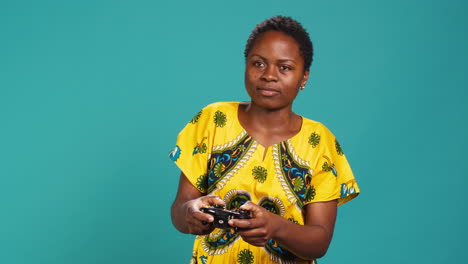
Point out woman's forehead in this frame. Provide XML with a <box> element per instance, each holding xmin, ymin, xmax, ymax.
<box><xmin>249</xmin><ymin>31</ymin><xmax>301</xmax><ymax>59</ymax></box>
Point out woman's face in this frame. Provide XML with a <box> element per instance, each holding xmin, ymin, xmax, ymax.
<box><xmin>244</xmin><ymin>30</ymin><xmax>309</xmax><ymax>111</ymax></box>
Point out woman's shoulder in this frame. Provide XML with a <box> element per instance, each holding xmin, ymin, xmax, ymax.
<box><xmin>299</xmin><ymin>116</ymin><xmax>341</xmax><ymax>146</ymax></box>
<box><xmin>198</xmin><ymin>101</ymin><xmax>239</xmax><ymax>114</ymax></box>
<box><xmin>188</xmin><ymin>102</ymin><xmax>239</xmax><ymax>128</ymax></box>
<box><xmin>301</xmin><ymin>116</ymin><xmax>331</xmax><ymax>134</ymax></box>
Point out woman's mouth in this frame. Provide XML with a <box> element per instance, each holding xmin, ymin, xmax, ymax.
<box><xmin>257</xmin><ymin>87</ymin><xmax>280</xmax><ymax>97</ymax></box>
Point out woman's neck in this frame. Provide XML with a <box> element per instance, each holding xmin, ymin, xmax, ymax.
<box><xmin>238</xmin><ymin>102</ymin><xmax>302</xmax><ymax>148</ymax></box>
<box><xmin>244</xmin><ymin>102</ymin><xmax>296</xmax><ymax>128</ymax></box>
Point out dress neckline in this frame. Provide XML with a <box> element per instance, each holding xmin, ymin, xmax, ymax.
<box><xmin>233</xmin><ymin>102</ymin><xmax>304</xmax><ymax>150</ymax></box>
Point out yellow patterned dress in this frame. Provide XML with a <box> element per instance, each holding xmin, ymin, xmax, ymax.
<box><xmin>169</xmin><ymin>102</ymin><xmax>359</xmax><ymax>264</ymax></box>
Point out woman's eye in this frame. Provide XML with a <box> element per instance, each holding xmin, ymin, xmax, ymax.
<box><xmin>280</xmin><ymin>65</ymin><xmax>292</xmax><ymax>71</ymax></box>
<box><xmin>253</xmin><ymin>61</ymin><xmax>264</xmax><ymax>68</ymax></box>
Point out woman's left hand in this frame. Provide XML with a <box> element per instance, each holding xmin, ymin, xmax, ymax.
<box><xmin>228</xmin><ymin>201</ymin><xmax>282</xmax><ymax>247</ymax></box>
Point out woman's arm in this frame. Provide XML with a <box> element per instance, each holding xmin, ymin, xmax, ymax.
<box><xmin>229</xmin><ymin>200</ymin><xmax>337</xmax><ymax>259</ymax></box>
<box><xmin>171</xmin><ymin>172</ymin><xmax>225</xmax><ymax>235</ymax></box>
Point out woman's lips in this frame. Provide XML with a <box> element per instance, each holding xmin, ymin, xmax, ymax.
<box><xmin>257</xmin><ymin>87</ymin><xmax>279</xmax><ymax>96</ymax></box>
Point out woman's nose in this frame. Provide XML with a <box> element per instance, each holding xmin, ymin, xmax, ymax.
<box><xmin>261</xmin><ymin>65</ymin><xmax>278</xmax><ymax>82</ymax></box>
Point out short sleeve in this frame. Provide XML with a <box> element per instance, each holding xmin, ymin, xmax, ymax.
<box><xmin>307</xmin><ymin>126</ymin><xmax>359</xmax><ymax>206</ymax></box>
<box><xmin>168</xmin><ymin>107</ymin><xmax>214</xmax><ymax>194</ymax></box>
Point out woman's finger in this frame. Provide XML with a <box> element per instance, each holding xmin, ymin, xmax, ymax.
<box><xmin>202</xmin><ymin>195</ymin><xmax>225</xmax><ymax>206</ymax></box>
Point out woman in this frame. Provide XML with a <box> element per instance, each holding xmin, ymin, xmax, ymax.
<box><xmin>169</xmin><ymin>16</ymin><xmax>359</xmax><ymax>264</ymax></box>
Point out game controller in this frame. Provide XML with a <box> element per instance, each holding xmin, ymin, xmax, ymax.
<box><xmin>200</xmin><ymin>206</ymin><xmax>252</xmax><ymax>229</ymax></box>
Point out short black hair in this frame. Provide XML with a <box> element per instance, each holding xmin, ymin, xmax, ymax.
<box><xmin>244</xmin><ymin>15</ymin><xmax>313</xmax><ymax>71</ymax></box>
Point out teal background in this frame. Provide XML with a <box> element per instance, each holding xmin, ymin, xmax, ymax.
<box><xmin>1</xmin><ymin>0</ymin><xmax>466</xmax><ymax>263</ymax></box>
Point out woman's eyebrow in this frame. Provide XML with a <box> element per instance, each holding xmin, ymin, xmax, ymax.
<box><xmin>250</xmin><ymin>54</ymin><xmax>267</xmax><ymax>61</ymax></box>
<box><xmin>250</xmin><ymin>54</ymin><xmax>297</xmax><ymax>64</ymax></box>
<box><xmin>278</xmin><ymin>59</ymin><xmax>297</xmax><ymax>64</ymax></box>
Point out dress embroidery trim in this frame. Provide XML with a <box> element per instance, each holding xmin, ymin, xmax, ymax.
<box><xmin>273</xmin><ymin>141</ymin><xmax>314</xmax><ymax>208</ymax></box>
<box><xmin>201</xmin><ymin>228</ymin><xmax>240</xmax><ymax>255</ymax></box>
<box><xmin>207</xmin><ymin>131</ymin><xmax>257</xmax><ymax>193</ymax></box>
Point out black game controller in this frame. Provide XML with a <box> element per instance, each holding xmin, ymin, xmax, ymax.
<box><xmin>200</xmin><ymin>206</ymin><xmax>252</xmax><ymax>229</ymax></box>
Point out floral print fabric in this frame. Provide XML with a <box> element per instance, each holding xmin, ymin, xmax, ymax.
<box><xmin>170</xmin><ymin>102</ymin><xmax>359</xmax><ymax>264</ymax></box>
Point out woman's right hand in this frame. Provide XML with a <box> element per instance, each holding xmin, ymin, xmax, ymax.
<box><xmin>182</xmin><ymin>195</ymin><xmax>225</xmax><ymax>235</ymax></box>
<box><xmin>171</xmin><ymin>172</ymin><xmax>225</xmax><ymax>235</ymax></box>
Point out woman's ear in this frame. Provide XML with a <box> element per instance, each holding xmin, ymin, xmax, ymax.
<box><xmin>302</xmin><ymin>70</ymin><xmax>310</xmax><ymax>87</ymax></box>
